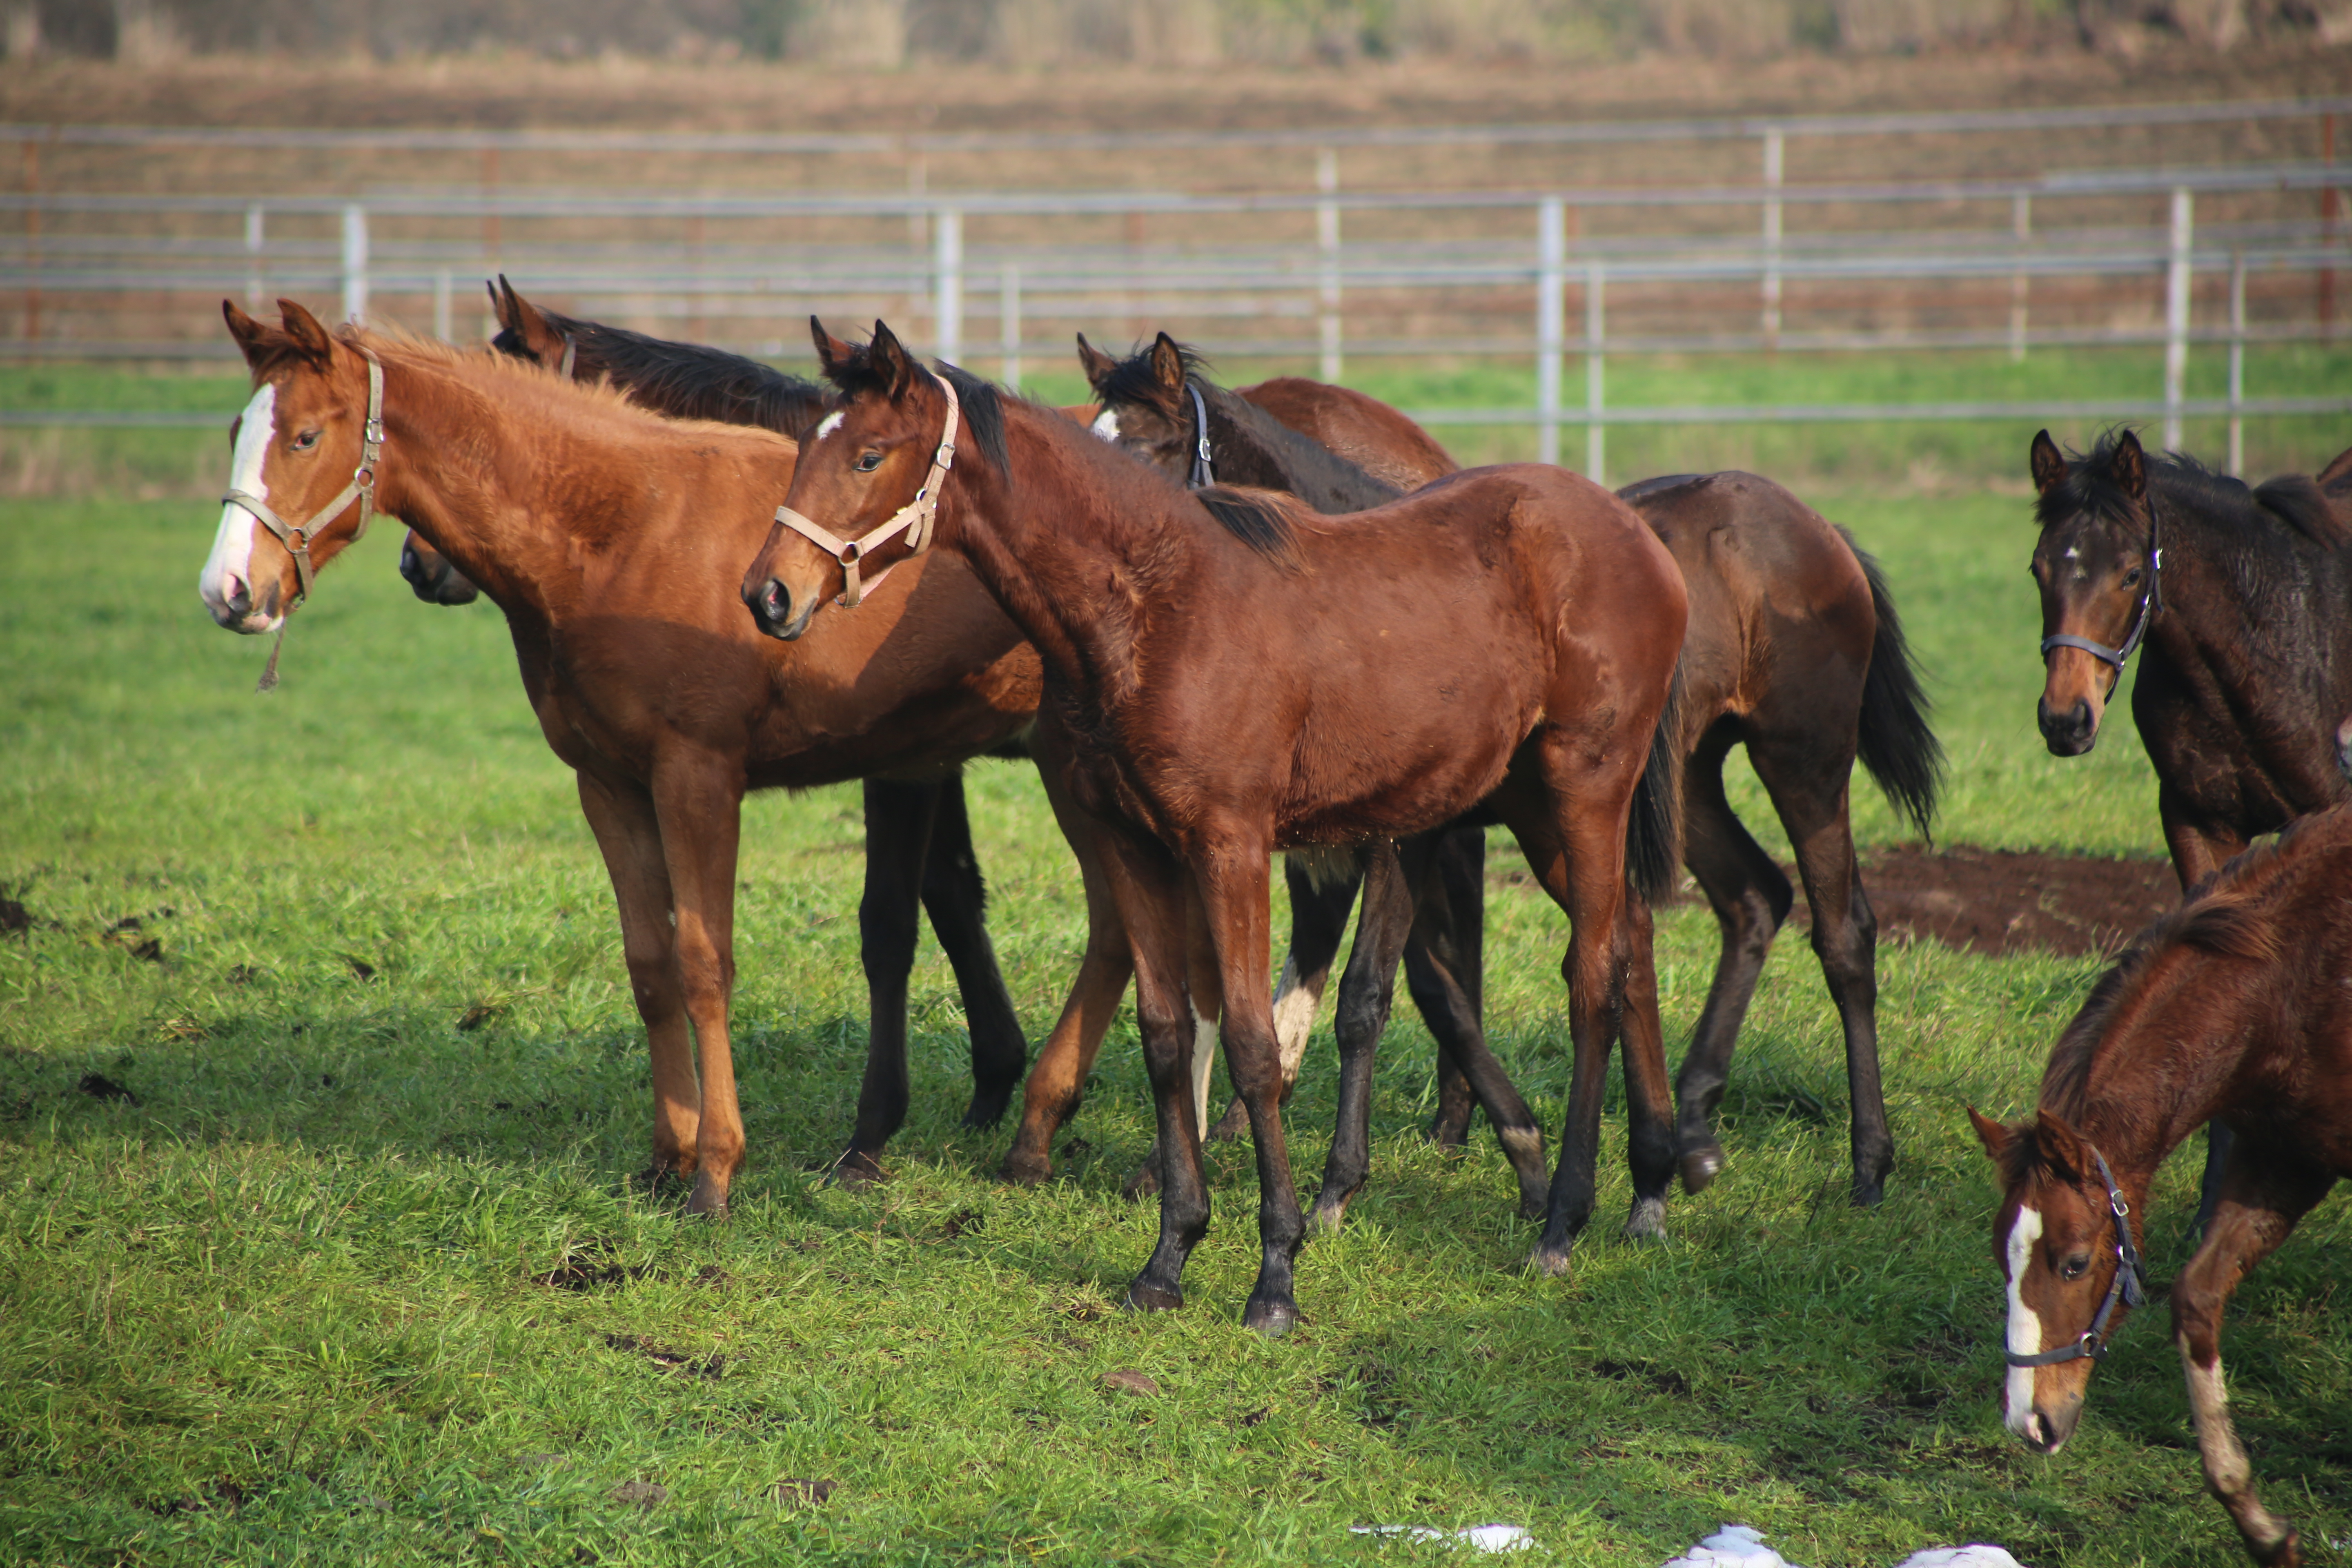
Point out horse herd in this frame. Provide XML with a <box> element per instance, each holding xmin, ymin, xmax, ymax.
<box><xmin>194</xmin><ymin>285</ymin><xmax>2352</xmax><ymax>1565</ymax></box>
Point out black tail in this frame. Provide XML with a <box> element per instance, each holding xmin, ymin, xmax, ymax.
<box><xmin>1624</xmin><ymin>655</ymin><xmax>1685</xmax><ymax>906</ymax></box>
<box><xmin>1842</xmin><ymin>529</ymin><xmax>1943</xmax><ymax>842</ymax></box>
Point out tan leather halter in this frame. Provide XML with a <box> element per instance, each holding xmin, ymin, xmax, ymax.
<box><xmin>771</xmin><ymin>368</ymin><xmax>959</xmax><ymax>609</ymax></box>
<box><xmin>220</xmin><ymin>346</ymin><xmax>386</xmax><ymax>611</ymax></box>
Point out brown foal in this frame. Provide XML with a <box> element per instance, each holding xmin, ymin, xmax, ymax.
<box><xmin>742</xmin><ymin>320</ymin><xmax>1687</xmax><ymax>1330</ymax></box>
<box><xmin>1975</xmin><ymin>807</ymin><xmax>2352</xmax><ymax>1568</ymax></box>
<box><xmin>197</xmin><ymin>300</ymin><xmax>1040</xmax><ymax>1214</ymax></box>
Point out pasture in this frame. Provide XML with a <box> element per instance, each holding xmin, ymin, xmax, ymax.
<box><xmin>4</xmin><ymin>413</ymin><xmax>2352</xmax><ymax>1565</ymax></box>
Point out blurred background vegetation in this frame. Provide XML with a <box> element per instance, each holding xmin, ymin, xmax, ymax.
<box><xmin>11</xmin><ymin>0</ymin><xmax>2350</xmax><ymax>69</ymax></box>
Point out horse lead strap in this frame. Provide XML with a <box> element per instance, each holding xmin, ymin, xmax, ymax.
<box><xmin>221</xmin><ymin>347</ymin><xmax>386</xmax><ymax>611</ymax></box>
<box><xmin>770</xmin><ymin>368</ymin><xmax>960</xmax><ymax>609</ymax></box>
<box><xmin>2041</xmin><ymin>493</ymin><xmax>2164</xmax><ymax>673</ymax></box>
<box><xmin>2003</xmin><ymin>1145</ymin><xmax>2147</xmax><ymax>1368</ymax></box>
<box><xmin>1186</xmin><ymin>381</ymin><xmax>1215</xmax><ymax>489</ymax></box>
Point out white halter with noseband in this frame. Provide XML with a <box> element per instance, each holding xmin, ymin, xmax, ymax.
<box><xmin>769</xmin><ymin>368</ymin><xmax>960</xmax><ymax>609</ymax></box>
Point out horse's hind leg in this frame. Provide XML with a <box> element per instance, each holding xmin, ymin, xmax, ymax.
<box><xmin>647</xmin><ymin>754</ymin><xmax>751</xmax><ymax>1216</ymax></box>
<box><xmin>1613</xmin><ymin>891</ymin><xmax>1678</xmax><ymax>1240</ymax></box>
<box><xmin>836</xmin><ymin>778</ymin><xmax>941</xmax><ymax>1186</ymax></box>
<box><xmin>576</xmin><ymin>771</ymin><xmax>695</xmax><ymax>1190</ymax></box>
<box><xmin>1404</xmin><ymin>828</ymin><xmax>1547</xmax><ymax>1217</ymax></box>
<box><xmin>1748</xmin><ymin>734</ymin><xmax>1891</xmax><ymax>1205</ymax></box>
<box><xmin>1209</xmin><ymin>855</ymin><xmax>1361</xmax><ymax>1141</ymax></box>
<box><xmin>916</xmin><ymin>771</ymin><xmax>1028</xmax><ymax>1129</ymax></box>
<box><xmin>1311</xmin><ymin>841</ymin><xmax>1419</xmax><ymax>1232</ymax></box>
<box><xmin>2172</xmin><ymin>1151</ymin><xmax>2333</xmax><ymax>1566</ymax></box>
<box><xmin>1673</xmin><ymin>726</ymin><xmax>1794</xmax><ymax>1196</ymax></box>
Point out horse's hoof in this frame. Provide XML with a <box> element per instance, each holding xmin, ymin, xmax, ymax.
<box><xmin>997</xmin><ymin>1150</ymin><xmax>1053</xmax><ymax>1187</ymax></box>
<box><xmin>1622</xmin><ymin>1197</ymin><xmax>1668</xmax><ymax>1241</ymax></box>
<box><xmin>1679</xmin><ymin>1142</ymin><xmax>1724</xmax><ymax>1195</ymax></box>
<box><xmin>1123</xmin><ymin>1281</ymin><xmax>1184</xmax><ymax>1314</ymax></box>
<box><xmin>1205</xmin><ymin>1099</ymin><xmax>1251</xmax><ymax>1143</ymax></box>
<box><xmin>2250</xmin><ymin>1525</ymin><xmax>2301</xmax><ymax>1568</ymax></box>
<box><xmin>960</xmin><ymin>1086</ymin><xmax>1016</xmax><ymax>1129</ymax></box>
<box><xmin>636</xmin><ymin>1163</ymin><xmax>691</xmax><ymax>1196</ymax></box>
<box><xmin>1242</xmin><ymin>1296</ymin><xmax>1299</xmax><ymax>1339</ymax></box>
<box><xmin>1529</xmin><ymin>1243</ymin><xmax>1573</xmax><ymax>1278</ymax></box>
<box><xmin>1121</xmin><ymin>1162</ymin><xmax>1162</xmax><ymax>1201</ymax></box>
<box><xmin>684</xmin><ymin>1174</ymin><xmax>729</xmax><ymax>1218</ymax></box>
<box><xmin>1309</xmin><ymin>1199</ymin><xmax>1350</xmax><ymax>1235</ymax></box>
<box><xmin>829</xmin><ymin>1150</ymin><xmax>885</xmax><ymax>1189</ymax></box>
<box><xmin>1850</xmin><ymin>1174</ymin><xmax>1887</xmax><ymax>1208</ymax></box>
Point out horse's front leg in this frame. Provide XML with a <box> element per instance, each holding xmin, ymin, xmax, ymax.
<box><xmin>1312</xmin><ymin>840</ymin><xmax>1419</xmax><ymax>1232</ymax></box>
<box><xmin>916</xmin><ymin>771</ymin><xmax>1030</xmax><ymax>1128</ymax></box>
<box><xmin>648</xmin><ymin>752</ymin><xmax>751</xmax><ymax>1216</ymax></box>
<box><xmin>1100</xmin><ymin>829</ymin><xmax>1212</xmax><ymax>1313</ymax></box>
<box><xmin>1196</xmin><ymin>845</ymin><xmax>1306</xmax><ymax>1336</ymax></box>
<box><xmin>2173</xmin><ymin>1152</ymin><xmax>2333</xmax><ymax>1567</ymax></box>
<box><xmin>576</xmin><ymin>770</ymin><xmax>697</xmax><ymax>1190</ymax></box>
<box><xmin>2160</xmin><ymin>787</ymin><xmax>2249</xmax><ymax>1236</ymax></box>
<box><xmin>838</xmin><ymin>777</ymin><xmax>943</xmax><ymax>1185</ymax></box>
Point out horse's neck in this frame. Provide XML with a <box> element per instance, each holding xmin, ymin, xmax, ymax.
<box><xmin>951</xmin><ymin>413</ymin><xmax>1192</xmax><ymax>700</ymax></box>
<box><xmin>373</xmin><ymin>359</ymin><xmax>579</xmax><ymax>621</ymax></box>
<box><xmin>1201</xmin><ymin>392</ymin><xmax>1296</xmax><ymax>491</ymax></box>
<box><xmin>1207</xmin><ymin>390</ymin><xmax>1392</xmax><ymax>512</ymax></box>
<box><xmin>2073</xmin><ymin>971</ymin><xmax>2261</xmax><ymax>1189</ymax></box>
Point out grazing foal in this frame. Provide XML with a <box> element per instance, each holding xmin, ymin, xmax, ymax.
<box><xmin>744</xmin><ymin>321</ymin><xmax>1686</xmax><ymax>1328</ymax></box>
<box><xmin>1974</xmin><ymin>807</ymin><xmax>2352</xmax><ymax>1568</ymax></box>
<box><xmin>198</xmin><ymin>300</ymin><xmax>1040</xmax><ymax>1212</ymax></box>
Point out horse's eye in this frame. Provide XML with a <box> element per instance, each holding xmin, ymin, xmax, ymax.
<box><xmin>2122</xmin><ymin>567</ymin><xmax>2143</xmax><ymax>587</ymax></box>
<box><xmin>292</xmin><ymin>429</ymin><xmax>321</xmax><ymax>452</ymax></box>
<box><xmin>855</xmin><ymin>452</ymin><xmax>882</xmax><ymax>473</ymax></box>
<box><xmin>2060</xmin><ymin>1255</ymin><xmax>2091</xmax><ymax>1282</ymax></box>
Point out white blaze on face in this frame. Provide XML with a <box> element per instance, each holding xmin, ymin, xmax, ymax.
<box><xmin>2003</xmin><ymin>1204</ymin><xmax>2046</xmax><ymax>1432</ymax></box>
<box><xmin>200</xmin><ymin>383</ymin><xmax>277</xmax><ymax>626</ymax></box>
<box><xmin>1089</xmin><ymin>408</ymin><xmax>1120</xmax><ymax>443</ymax></box>
<box><xmin>812</xmin><ymin>410</ymin><xmax>845</xmax><ymax>442</ymax></box>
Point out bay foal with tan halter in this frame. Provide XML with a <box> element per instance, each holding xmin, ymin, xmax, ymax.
<box><xmin>198</xmin><ymin>298</ymin><xmax>1045</xmax><ymax>1214</ymax></box>
<box><xmin>743</xmin><ymin>320</ymin><xmax>1687</xmax><ymax>1329</ymax></box>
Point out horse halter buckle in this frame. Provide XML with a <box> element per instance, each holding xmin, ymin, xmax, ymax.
<box><xmin>1186</xmin><ymin>381</ymin><xmax>1215</xmax><ymax>490</ymax></box>
<box><xmin>2040</xmin><ymin>493</ymin><xmax>2165</xmax><ymax>676</ymax></box>
<box><xmin>2003</xmin><ymin>1145</ymin><xmax>2148</xmax><ymax>1369</ymax></box>
<box><xmin>220</xmin><ymin>346</ymin><xmax>386</xmax><ymax>612</ymax></box>
<box><xmin>770</xmin><ymin>368</ymin><xmax>960</xmax><ymax>609</ymax></box>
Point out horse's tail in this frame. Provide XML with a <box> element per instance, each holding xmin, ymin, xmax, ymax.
<box><xmin>1843</xmin><ymin>528</ymin><xmax>1944</xmax><ymax>842</ymax></box>
<box><xmin>1624</xmin><ymin>654</ymin><xmax>1686</xmax><ymax>906</ymax></box>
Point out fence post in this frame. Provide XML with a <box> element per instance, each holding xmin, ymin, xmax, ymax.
<box><xmin>934</xmin><ymin>207</ymin><xmax>963</xmax><ymax>364</ymax></box>
<box><xmin>1000</xmin><ymin>263</ymin><xmax>1022</xmax><ymax>392</ymax></box>
<box><xmin>2228</xmin><ymin>251</ymin><xmax>2247</xmax><ymax>476</ymax></box>
<box><xmin>2164</xmin><ymin>187</ymin><xmax>2192</xmax><ymax>451</ymax></box>
<box><xmin>340</xmin><ymin>203</ymin><xmax>368</xmax><ymax>325</ymax></box>
<box><xmin>433</xmin><ymin>268</ymin><xmax>452</xmax><ymax>343</ymax></box>
<box><xmin>1760</xmin><ymin>127</ymin><xmax>1783</xmax><ymax>346</ymax></box>
<box><xmin>2010</xmin><ymin>193</ymin><xmax>2030</xmax><ymax>363</ymax></box>
<box><xmin>244</xmin><ymin>203</ymin><xmax>265</xmax><ymax>311</ymax></box>
<box><xmin>1536</xmin><ymin>196</ymin><xmax>1564</xmax><ymax>466</ymax></box>
<box><xmin>1317</xmin><ymin>147</ymin><xmax>1342</xmax><ymax>382</ymax></box>
<box><xmin>1586</xmin><ymin>260</ymin><xmax>1606</xmax><ymax>487</ymax></box>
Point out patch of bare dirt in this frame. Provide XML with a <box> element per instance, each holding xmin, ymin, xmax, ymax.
<box><xmin>1801</xmin><ymin>844</ymin><xmax>2178</xmax><ymax>958</ymax></box>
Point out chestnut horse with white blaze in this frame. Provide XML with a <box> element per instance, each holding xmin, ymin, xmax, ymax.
<box><xmin>197</xmin><ymin>298</ymin><xmax>1042</xmax><ymax>1214</ymax></box>
<box><xmin>1973</xmin><ymin>806</ymin><xmax>2352</xmax><ymax>1568</ymax></box>
<box><xmin>742</xmin><ymin>319</ymin><xmax>1687</xmax><ymax>1331</ymax></box>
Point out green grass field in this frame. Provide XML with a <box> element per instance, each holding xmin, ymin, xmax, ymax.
<box><xmin>4</xmin><ymin>415</ymin><xmax>2352</xmax><ymax>1564</ymax></box>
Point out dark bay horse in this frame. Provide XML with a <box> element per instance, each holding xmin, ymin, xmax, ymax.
<box><xmin>2029</xmin><ymin>427</ymin><xmax>2352</xmax><ymax>1219</ymax></box>
<box><xmin>744</xmin><ymin>320</ymin><xmax>1687</xmax><ymax>1328</ymax></box>
<box><xmin>1972</xmin><ymin>806</ymin><xmax>2352</xmax><ymax>1567</ymax></box>
<box><xmin>395</xmin><ymin>278</ymin><xmax>1036</xmax><ymax>1190</ymax></box>
<box><xmin>198</xmin><ymin>299</ymin><xmax>1047</xmax><ymax>1213</ymax></box>
<box><xmin>1078</xmin><ymin>334</ymin><xmax>1939</xmax><ymax>1207</ymax></box>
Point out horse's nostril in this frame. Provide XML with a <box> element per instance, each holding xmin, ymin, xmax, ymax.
<box><xmin>760</xmin><ymin>579</ymin><xmax>789</xmax><ymax>625</ymax></box>
<box><xmin>224</xmin><ymin>572</ymin><xmax>250</xmax><ymax>614</ymax></box>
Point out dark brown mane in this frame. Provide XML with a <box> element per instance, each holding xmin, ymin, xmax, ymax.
<box><xmin>1194</xmin><ymin>485</ymin><xmax>1308</xmax><ymax>570</ymax></box>
<box><xmin>492</xmin><ymin>305</ymin><xmax>837</xmax><ymax>440</ymax></box>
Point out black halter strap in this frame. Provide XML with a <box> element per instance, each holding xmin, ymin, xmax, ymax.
<box><xmin>2040</xmin><ymin>491</ymin><xmax>2165</xmax><ymax>674</ymax></box>
<box><xmin>2004</xmin><ymin>1145</ymin><xmax>2147</xmax><ymax>1368</ymax></box>
<box><xmin>1185</xmin><ymin>381</ymin><xmax>1215</xmax><ymax>490</ymax></box>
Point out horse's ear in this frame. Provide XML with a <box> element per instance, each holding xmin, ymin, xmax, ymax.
<box><xmin>2029</xmin><ymin>430</ymin><xmax>2067</xmax><ymax>497</ymax></box>
<box><xmin>2111</xmin><ymin>430</ymin><xmax>2148</xmax><ymax>500</ymax></box>
<box><xmin>868</xmin><ymin>320</ymin><xmax>916</xmax><ymax>399</ymax></box>
<box><xmin>1075</xmin><ymin>332</ymin><xmax>1118</xmax><ymax>391</ymax></box>
<box><xmin>810</xmin><ymin>317</ymin><xmax>857</xmax><ymax>377</ymax></box>
<box><xmin>491</xmin><ymin>274</ymin><xmax>525</xmax><ymax>335</ymax></box>
<box><xmin>497</xmin><ymin>277</ymin><xmax>563</xmax><ymax>361</ymax></box>
<box><xmin>2313</xmin><ymin>444</ymin><xmax>2352</xmax><ymax>492</ymax></box>
<box><xmin>277</xmin><ymin>298</ymin><xmax>336</xmax><ymax>363</ymax></box>
<box><xmin>2031</xmin><ymin>1109</ymin><xmax>2089</xmax><ymax>1180</ymax></box>
<box><xmin>485</xmin><ymin>278</ymin><xmax>502</xmax><ymax>313</ymax></box>
<box><xmin>223</xmin><ymin>299</ymin><xmax>281</xmax><ymax>367</ymax></box>
<box><xmin>1150</xmin><ymin>332</ymin><xmax>1186</xmax><ymax>398</ymax></box>
<box><xmin>1968</xmin><ymin>1105</ymin><xmax>2020</xmax><ymax>1164</ymax></box>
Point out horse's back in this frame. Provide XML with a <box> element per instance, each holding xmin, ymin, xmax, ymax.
<box><xmin>1238</xmin><ymin>377</ymin><xmax>1458</xmax><ymax>492</ymax></box>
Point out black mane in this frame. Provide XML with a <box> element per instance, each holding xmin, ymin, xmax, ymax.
<box><xmin>494</xmin><ymin>308</ymin><xmax>836</xmax><ymax>441</ymax></box>
<box><xmin>2038</xmin><ymin>428</ymin><xmax>2347</xmax><ymax>552</ymax></box>
<box><xmin>817</xmin><ymin>341</ymin><xmax>1011</xmax><ymax>484</ymax></box>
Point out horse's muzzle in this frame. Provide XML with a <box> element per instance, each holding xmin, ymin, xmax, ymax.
<box><xmin>743</xmin><ymin>575</ymin><xmax>815</xmax><ymax>642</ymax></box>
<box><xmin>2038</xmin><ymin>696</ymin><xmax>2098</xmax><ymax>757</ymax></box>
<box><xmin>400</xmin><ymin>541</ymin><xmax>478</xmax><ymax>606</ymax></box>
